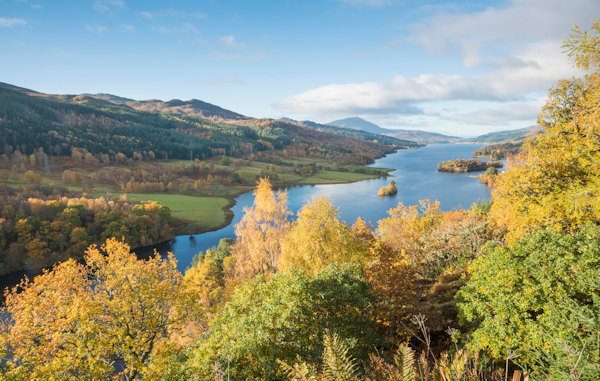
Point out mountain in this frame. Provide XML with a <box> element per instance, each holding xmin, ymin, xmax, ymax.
<box><xmin>284</xmin><ymin>119</ymin><xmax>421</xmax><ymax>148</ymax></box>
<box><xmin>385</xmin><ymin>129</ymin><xmax>462</xmax><ymax>144</ymax></box>
<box><xmin>328</xmin><ymin>117</ymin><xmax>390</xmax><ymax>135</ymax></box>
<box><xmin>328</xmin><ymin>116</ymin><xmax>462</xmax><ymax>144</ymax></box>
<box><xmin>469</xmin><ymin>125</ymin><xmax>542</xmax><ymax>143</ymax></box>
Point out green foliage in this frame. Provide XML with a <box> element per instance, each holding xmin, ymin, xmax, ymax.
<box><xmin>457</xmin><ymin>225</ymin><xmax>600</xmax><ymax>371</ymax></box>
<box><xmin>190</xmin><ymin>264</ymin><xmax>379</xmax><ymax>380</ymax></box>
<box><xmin>473</xmin><ymin>141</ymin><xmax>523</xmax><ymax>160</ymax></box>
<box><xmin>437</xmin><ymin>159</ymin><xmax>502</xmax><ymax>173</ymax></box>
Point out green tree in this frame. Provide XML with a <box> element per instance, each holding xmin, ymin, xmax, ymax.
<box><xmin>457</xmin><ymin>225</ymin><xmax>600</xmax><ymax>373</ymax></box>
<box><xmin>190</xmin><ymin>264</ymin><xmax>378</xmax><ymax>380</ymax></box>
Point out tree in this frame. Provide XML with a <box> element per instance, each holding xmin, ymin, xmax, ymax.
<box><xmin>23</xmin><ymin>170</ymin><xmax>42</xmax><ymax>184</ymax></box>
<box><xmin>490</xmin><ymin>19</ymin><xmax>600</xmax><ymax>240</ymax></box>
<box><xmin>0</xmin><ymin>238</ymin><xmax>200</xmax><ymax>380</ymax></box>
<box><xmin>231</xmin><ymin>178</ymin><xmax>291</xmax><ymax>280</ymax></box>
<box><xmin>376</xmin><ymin>200</ymin><xmax>442</xmax><ymax>269</ymax></box>
<box><xmin>457</xmin><ymin>225</ymin><xmax>600</xmax><ymax>373</ymax></box>
<box><xmin>190</xmin><ymin>264</ymin><xmax>378</xmax><ymax>380</ymax></box>
<box><xmin>278</xmin><ymin>197</ymin><xmax>367</xmax><ymax>275</ymax></box>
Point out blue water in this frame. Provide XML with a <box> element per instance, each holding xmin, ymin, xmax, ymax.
<box><xmin>153</xmin><ymin>143</ymin><xmax>493</xmax><ymax>273</ymax></box>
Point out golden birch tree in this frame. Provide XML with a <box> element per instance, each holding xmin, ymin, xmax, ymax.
<box><xmin>232</xmin><ymin>178</ymin><xmax>291</xmax><ymax>280</ymax></box>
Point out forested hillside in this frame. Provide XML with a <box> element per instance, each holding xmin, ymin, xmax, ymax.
<box><xmin>0</xmin><ymin>20</ymin><xmax>599</xmax><ymax>381</ymax></box>
<box><xmin>0</xmin><ymin>85</ymin><xmax>410</xmax><ymax>163</ymax></box>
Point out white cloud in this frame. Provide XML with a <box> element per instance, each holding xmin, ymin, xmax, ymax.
<box><xmin>93</xmin><ymin>0</ymin><xmax>125</xmax><ymax>13</ymax></box>
<box><xmin>217</xmin><ymin>35</ymin><xmax>246</xmax><ymax>49</ymax></box>
<box><xmin>276</xmin><ymin>0</ymin><xmax>596</xmax><ymax>134</ymax></box>
<box><xmin>0</xmin><ymin>17</ymin><xmax>27</xmax><ymax>27</ymax></box>
<box><xmin>122</xmin><ymin>24</ymin><xmax>135</xmax><ymax>32</ymax></box>
<box><xmin>140</xmin><ymin>11</ymin><xmax>153</xmax><ymax>19</ymax></box>
<box><xmin>85</xmin><ymin>24</ymin><xmax>108</xmax><ymax>34</ymax></box>
<box><xmin>181</xmin><ymin>23</ymin><xmax>198</xmax><ymax>34</ymax></box>
<box><xmin>408</xmin><ymin>0</ymin><xmax>600</xmax><ymax>66</ymax></box>
<box><xmin>442</xmin><ymin>100</ymin><xmax>545</xmax><ymax>126</ymax></box>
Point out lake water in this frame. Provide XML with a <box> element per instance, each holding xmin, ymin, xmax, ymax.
<box><xmin>153</xmin><ymin>143</ymin><xmax>493</xmax><ymax>273</ymax></box>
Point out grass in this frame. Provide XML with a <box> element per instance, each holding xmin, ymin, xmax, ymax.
<box><xmin>122</xmin><ymin>193</ymin><xmax>232</xmax><ymax>232</ymax></box>
<box><xmin>3</xmin><ymin>154</ymin><xmax>392</xmax><ymax>233</ymax></box>
<box><xmin>298</xmin><ymin>170</ymin><xmax>381</xmax><ymax>184</ymax></box>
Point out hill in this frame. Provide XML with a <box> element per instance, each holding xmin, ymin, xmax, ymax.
<box><xmin>328</xmin><ymin>117</ymin><xmax>389</xmax><ymax>135</ymax></box>
<box><xmin>328</xmin><ymin>116</ymin><xmax>462</xmax><ymax>143</ymax></box>
<box><xmin>468</xmin><ymin>125</ymin><xmax>542</xmax><ymax>143</ymax></box>
<box><xmin>0</xmin><ymin>83</ymin><xmax>403</xmax><ymax>164</ymax></box>
<box><xmin>290</xmin><ymin>119</ymin><xmax>420</xmax><ymax>148</ymax></box>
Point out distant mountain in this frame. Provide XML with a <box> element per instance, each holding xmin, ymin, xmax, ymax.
<box><xmin>297</xmin><ymin>120</ymin><xmax>420</xmax><ymax>148</ymax></box>
<box><xmin>328</xmin><ymin>116</ymin><xmax>462</xmax><ymax>144</ymax></box>
<box><xmin>385</xmin><ymin>129</ymin><xmax>462</xmax><ymax>144</ymax></box>
<box><xmin>469</xmin><ymin>125</ymin><xmax>542</xmax><ymax>143</ymax></box>
<box><xmin>328</xmin><ymin>117</ymin><xmax>390</xmax><ymax>135</ymax></box>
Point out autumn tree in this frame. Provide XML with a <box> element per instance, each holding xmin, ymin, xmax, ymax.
<box><xmin>376</xmin><ymin>200</ymin><xmax>442</xmax><ymax>269</ymax></box>
<box><xmin>231</xmin><ymin>178</ymin><xmax>291</xmax><ymax>280</ymax></box>
<box><xmin>490</xmin><ymin>19</ymin><xmax>600</xmax><ymax>240</ymax></box>
<box><xmin>0</xmin><ymin>239</ymin><xmax>200</xmax><ymax>380</ymax></box>
<box><xmin>278</xmin><ymin>197</ymin><xmax>367</xmax><ymax>275</ymax></box>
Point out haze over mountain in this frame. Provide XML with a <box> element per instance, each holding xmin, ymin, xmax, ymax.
<box><xmin>328</xmin><ymin>117</ymin><xmax>462</xmax><ymax>144</ymax></box>
<box><xmin>467</xmin><ymin>125</ymin><xmax>543</xmax><ymax>143</ymax></box>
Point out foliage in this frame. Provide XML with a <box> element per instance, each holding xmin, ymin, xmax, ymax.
<box><xmin>437</xmin><ymin>159</ymin><xmax>502</xmax><ymax>173</ymax></box>
<box><xmin>190</xmin><ymin>264</ymin><xmax>378</xmax><ymax>380</ymax></box>
<box><xmin>376</xmin><ymin>200</ymin><xmax>442</xmax><ymax>269</ymax></box>
<box><xmin>0</xmin><ymin>184</ymin><xmax>173</xmax><ymax>274</ymax></box>
<box><xmin>377</xmin><ymin>180</ymin><xmax>398</xmax><ymax>197</ymax></box>
<box><xmin>490</xmin><ymin>19</ymin><xmax>600</xmax><ymax>239</ymax></box>
<box><xmin>232</xmin><ymin>178</ymin><xmax>291</xmax><ymax>279</ymax></box>
<box><xmin>473</xmin><ymin>141</ymin><xmax>523</xmax><ymax>160</ymax></box>
<box><xmin>184</xmin><ymin>238</ymin><xmax>234</xmax><ymax>309</ymax></box>
<box><xmin>279</xmin><ymin>332</ymin><xmax>360</xmax><ymax>381</ymax></box>
<box><xmin>457</xmin><ymin>225</ymin><xmax>600</xmax><ymax>371</ymax></box>
<box><xmin>0</xmin><ymin>238</ymin><xmax>201</xmax><ymax>380</ymax></box>
<box><xmin>278</xmin><ymin>197</ymin><xmax>368</xmax><ymax>275</ymax></box>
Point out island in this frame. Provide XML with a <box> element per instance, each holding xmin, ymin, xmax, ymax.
<box><xmin>377</xmin><ymin>180</ymin><xmax>398</xmax><ymax>197</ymax></box>
<box><xmin>437</xmin><ymin>158</ymin><xmax>503</xmax><ymax>173</ymax></box>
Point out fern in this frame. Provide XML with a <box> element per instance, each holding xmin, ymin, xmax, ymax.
<box><xmin>393</xmin><ymin>343</ymin><xmax>417</xmax><ymax>381</ymax></box>
<box><xmin>322</xmin><ymin>333</ymin><xmax>360</xmax><ymax>381</ymax></box>
<box><xmin>278</xmin><ymin>357</ymin><xmax>319</xmax><ymax>381</ymax></box>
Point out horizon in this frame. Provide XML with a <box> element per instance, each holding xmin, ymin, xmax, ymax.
<box><xmin>1</xmin><ymin>0</ymin><xmax>598</xmax><ymax>136</ymax></box>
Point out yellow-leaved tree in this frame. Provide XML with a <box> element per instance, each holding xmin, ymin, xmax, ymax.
<box><xmin>277</xmin><ymin>196</ymin><xmax>367</xmax><ymax>275</ymax></box>
<box><xmin>491</xmin><ymin>19</ymin><xmax>600</xmax><ymax>240</ymax></box>
<box><xmin>0</xmin><ymin>238</ymin><xmax>200</xmax><ymax>380</ymax></box>
<box><xmin>231</xmin><ymin>178</ymin><xmax>291</xmax><ymax>280</ymax></box>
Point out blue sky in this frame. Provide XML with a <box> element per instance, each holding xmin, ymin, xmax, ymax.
<box><xmin>1</xmin><ymin>0</ymin><xmax>598</xmax><ymax>136</ymax></box>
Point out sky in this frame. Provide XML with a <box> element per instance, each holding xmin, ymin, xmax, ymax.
<box><xmin>1</xmin><ymin>0</ymin><xmax>598</xmax><ymax>137</ymax></box>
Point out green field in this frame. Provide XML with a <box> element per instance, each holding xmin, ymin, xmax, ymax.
<box><xmin>119</xmin><ymin>193</ymin><xmax>232</xmax><ymax>232</ymax></box>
